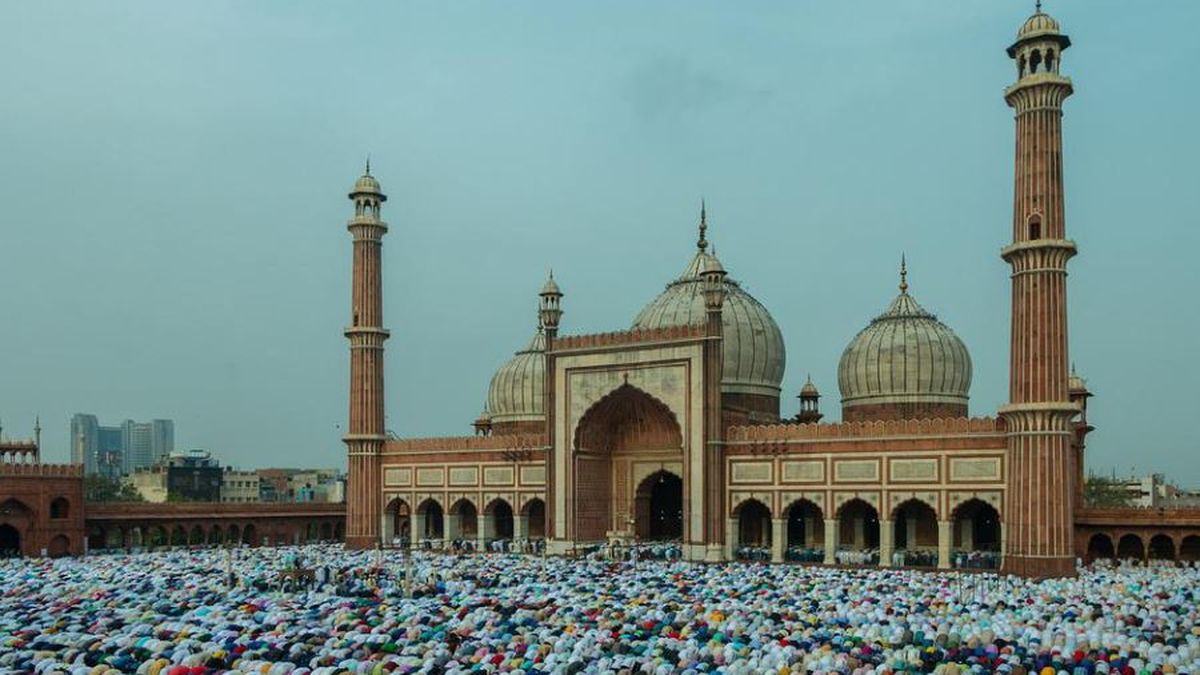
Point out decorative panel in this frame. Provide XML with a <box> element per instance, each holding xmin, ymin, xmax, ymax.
<box><xmin>889</xmin><ymin>458</ymin><xmax>938</xmax><ymax>482</ymax></box>
<box><xmin>520</xmin><ymin>465</ymin><xmax>546</xmax><ymax>485</ymax></box>
<box><xmin>483</xmin><ymin>466</ymin><xmax>514</xmax><ymax>486</ymax></box>
<box><xmin>448</xmin><ymin>467</ymin><xmax>478</xmax><ymax>486</ymax></box>
<box><xmin>383</xmin><ymin>467</ymin><xmax>412</xmax><ymax>487</ymax></box>
<box><xmin>949</xmin><ymin>457</ymin><xmax>1001</xmax><ymax>482</ymax></box>
<box><xmin>731</xmin><ymin>461</ymin><xmax>773</xmax><ymax>484</ymax></box>
<box><xmin>834</xmin><ymin>459</ymin><xmax>879</xmax><ymax>482</ymax></box>
<box><xmin>416</xmin><ymin>468</ymin><xmax>445</xmax><ymax>487</ymax></box>
<box><xmin>781</xmin><ymin>460</ymin><xmax>825</xmax><ymax>483</ymax></box>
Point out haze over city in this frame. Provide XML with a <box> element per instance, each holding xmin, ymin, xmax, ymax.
<box><xmin>2</xmin><ymin>0</ymin><xmax>1198</xmax><ymax>482</ymax></box>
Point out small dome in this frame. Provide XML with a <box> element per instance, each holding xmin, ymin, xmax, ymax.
<box><xmin>486</xmin><ymin>330</ymin><xmax>546</xmax><ymax>424</ymax></box>
<box><xmin>838</xmin><ymin>280</ymin><xmax>972</xmax><ymax>420</ymax></box>
<box><xmin>540</xmin><ymin>273</ymin><xmax>562</xmax><ymax>297</ymax></box>
<box><xmin>633</xmin><ymin>249</ymin><xmax>785</xmax><ymax>398</ymax></box>
<box><xmin>799</xmin><ymin>377</ymin><xmax>820</xmax><ymax>398</ymax></box>
<box><xmin>349</xmin><ymin>172</ymin><xmax>384</xmax><ymax>198</ymax></box>
<box><xmin>1018</xmin><ymin>11</ymin><xmax>1061</xmax><ymax>40</ymax></box>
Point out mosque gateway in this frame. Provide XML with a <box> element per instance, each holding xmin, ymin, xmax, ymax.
<box><xmin>339</xmin><ymin>8</ymin><xmax>1166</xmax><ymax>577</ymax></box>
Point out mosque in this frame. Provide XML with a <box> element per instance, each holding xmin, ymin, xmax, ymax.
<box><xmin>343</xmin><ymin>8</ymin><xmax>1102</xmax><ymax>578</ymax></box>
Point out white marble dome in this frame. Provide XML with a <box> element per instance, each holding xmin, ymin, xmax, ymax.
<box><xmin>838</xmin><ymin>282</ymin><xmax>972</xmax><ymax>413</ymax></box>
<box><xmin>486</xmin><ymin>329</ymin><xmax>546</xmax><ymax>424</ymax></box>
<box><xmin>632</xmin><ymin>249</ymin><xmax>785</xmax><ymax>398</ymax></box>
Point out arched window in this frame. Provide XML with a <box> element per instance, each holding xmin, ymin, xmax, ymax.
<box><xmin>1030</xmin><ymin>49</ymin><xmax>1042</xmax><ymax>74</ymax></box>
<box><xmin>1027</xmin><ymin>214</ymin><xmax>1042</xmax><ymax>240</ymax></box>
<box><xmin>1018</xmin><ymin>54</ymin><xmax>1027</xmax><ymax>78</ymax></box>
<box><xmin>49</xmin><ymin>497</ymin><xmax>69</xmax><ymax>519</ymax></box>
<box><xmin>1045</xmin><ymin>50</ymin><xmax>1056</xmax><ymax>73</ymax></box>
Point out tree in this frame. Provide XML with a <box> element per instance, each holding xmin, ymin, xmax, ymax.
<box><xmin>84</xmin><ymin>475</ymin><xmax>145</xmax><ymax>503</ymax></box>
<box><xmin>1083</xmin><ymin>474</ymin><xmax>1134</xmax><ymax>508</ymax></box>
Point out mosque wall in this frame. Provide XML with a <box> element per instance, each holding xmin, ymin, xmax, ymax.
<box><xmin>0</xmin><ymin>463</ymin><xmax>85</xmax><ymax>557</ymax></box>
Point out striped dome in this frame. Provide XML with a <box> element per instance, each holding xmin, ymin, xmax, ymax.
<box><xmin>838</xmin><ymin>285</ymin><xmax>972</xmax><ymax>413</ymax></box>
<box><xmin>1017</xmin><ymin>11</ymin><xmax>1061</xmax><ymax>40</ymax></box>
<box><xmin>486</xmin><ymin>329</ymin><xmax>546</xmax><ymax>424</ymax></box>
<box><xmin>633</xmin><ymin>250</ymin><xmax>785</xmax><ymax>398</ymax></box>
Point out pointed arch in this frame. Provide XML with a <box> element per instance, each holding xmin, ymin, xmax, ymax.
<box><xmin>783</xmin><ymin>498</ymin><xmax>824</xmax><ymax>552</ymax></box>
<box><xmin>1086</xmin><ymin>533</ymin><xmax>1114</xmax><ymax>562</ymax></box>
<box><xmin>1148</xmin><ymin>534</ymin><xmax>1175</xmax><ymax>561</ymax></box>
<box><xmin>521</xmin><ymin>497</ymin><xmax>546</xmax><ymax>539</ymax></box>
<box><xmin>1117</xmin><ymin>533</ymin><xmax>1144</xmax><ymax>561</ymax></box>
<box><xmin>837</xmin><ymin>498</ymin><xmax>880</xmax><ymax>550</ymax></box>
<box><xmin>573</xmin><ymin>383</ymin><xmax>683</xmax><ymax>453</ymax></box>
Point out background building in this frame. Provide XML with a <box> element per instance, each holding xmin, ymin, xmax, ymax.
<box><xmin>220</xmin><ymin>467</ymin><xmax>260</xmax><ymax>503</ymax></box>
<box><xmin>70</xmin><ymin>414</ymin><xmax>173</xmax><ymax>476</ymax></box>
<box><xmin>127</xmin><ymin>449</ymin><xmax>220</xmax><ymax>503</ymax></box>
<box><xmin>255</xmin><ymin>468</ymin><xmax>344</xmax><ymax>503</ymax></box>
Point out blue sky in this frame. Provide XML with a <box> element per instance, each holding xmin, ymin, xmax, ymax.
<box><xmin>1</xmin><ymin>1</ymin><xmax>1197</xmax><ymax>483</ymax></box>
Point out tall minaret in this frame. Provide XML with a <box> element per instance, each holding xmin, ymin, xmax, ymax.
<box><xmin>344</xmin><ymin>162</ymin><xmax>389</xmax><ymax>550</ymax></box>
<box><xmin>999</xmin><ymin>6</ymin><xmax>1078</xmax><ymax>578</ymax></box>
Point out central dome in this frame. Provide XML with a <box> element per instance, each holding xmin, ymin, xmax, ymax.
<box><xmin>837</xmin><ymin>266</ymin><xmax>972</xmax><ymax>422</ymax></box>
<box><xmin>631</xmin><ymin>216</ymin><xmax>785</xmax><ymax>399</ymax></box>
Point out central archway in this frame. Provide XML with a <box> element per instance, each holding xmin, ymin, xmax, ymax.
<box><xmin>572</xmin><ymin>384</ymin><xmax>683</xmax><ymax>543</ymax></box>
<box><xmin>634</xmin><ymin>471</ymin><xmax>682</xmax><ymax>540</ymax></box>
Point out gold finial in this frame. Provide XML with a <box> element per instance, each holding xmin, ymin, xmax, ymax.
<box><xmin>697</xmin><ymin>199</ymin><xmax>708</xmax><ymax>252</ymax></box>
<box><xmin>899</xmin><ymin>253</ymin><xmax>908</xmax><ymax>294</ymax></box>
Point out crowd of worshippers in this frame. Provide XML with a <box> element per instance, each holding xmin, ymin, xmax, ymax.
<box><xmin>3</xmin><ymin>544</ymin><xmax>1199</xmax><ymax>674</ymax></box>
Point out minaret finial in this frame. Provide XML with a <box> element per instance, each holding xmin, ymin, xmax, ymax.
<box><xmin>1035</xmin><ymin>0</ymin><xmax>1042</xmax><ymax>13</ymax></box>
<box><xmin>697</xmin><ymin>198</ymin><xmax>708</xmax><ymax>252</ymax></box>
<box><xmin>899</xmin><ymin>253</ymin><xmax>908</xmax><ymax>294</ymax></box>
<box><xmin>365</xmin><ymin>155</ymin><xmax>371</xmax><ymax>175</ymax></box>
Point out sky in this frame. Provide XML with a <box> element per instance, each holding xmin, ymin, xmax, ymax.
<box><xmin>1</xmin><ymin>1</ymin><xmax>1197</xmax><ymax>484</ymax></box>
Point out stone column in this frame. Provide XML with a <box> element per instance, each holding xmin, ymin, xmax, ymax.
<box><xmin>771</xmin><ymin>518</ymin><xmax>787</xmax><ymax>563</ymax></box>
<box><xmin>823</xmin><ymin>519</ymin><xmax>838</xmax><ymax>564</ymax></box>
<box><xmin>960</xmin><ymin>518</ymin><xmax>973</xmax><ymax>550</ymax></box>
<box><xmin>906</xmin><ymin>517</ymin><xmax>917</xmax><ymax>550</ymax></box>
<box><xmin>805</xmin><ymin>517</ymin><xmax>817</xmax><ymax>548</ymax></box>
<box><xmin>478</xmin><ymin>512</ymin><xmax>495</xmax><ymax>552</ymax></box>
<box><xmin>879</xmin><ymin>519</ymin><xmax>894</xmax><ymax>567</ymax></box>
<box><xmin>412</xmin><ymin>513</ymin><xmax>426</xmax><ymax>547</ymax></box>
<box><xmin>514</xmin><ymin>515</ymin><xmax>529</xmax><ymax>542</ymax></box>
<box><xmin>444</xmin><ymin>514</ymin><xmax>461</xmax><ymax>543</ymax></box>
<box><xmin>380</xmin><ymin>512</ymin><xmax>394</xmax><ymax>544</ymax></box>
<box><xmin>726</xmin><ymin>518</ymin><xmax>739</xmax><ymax>560</ymax></box>
<box><xmin>938</xmin><ymin>519</ymin><xmax>952</xmax><ymax>569</ymax></box>
<box><xmin>853</xmin><ymin>517</ymin><xmax>865</xmax><ymax>549</ymax></box>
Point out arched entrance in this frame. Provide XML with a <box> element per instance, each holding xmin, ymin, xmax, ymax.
<box><xmin>384</xmin><ymin>498</ymin><xmax>410</xmax><ymax>544</ymax></box>
<box><xmin>838</xmin><ymin>499</ymin><xmax>880</xmax><ymax>551</ymax></box>
<box><xmin>634</xmin><ymin>471</ymin><xmax>682</xmax><ymax>540</ymax></box>
<box><xmin>0</xmin><ymin>524</ymin><xmax>21</xmax><ymax>557</ymax></box>
<box><xmin>892</xmin><ymin>499</ymin><xmax>938</xmax><ymax>567</ymax></box>
<box><xmin>486</xmin><ymin>499</ymin><xmax>515</xmax><ymax>540</ymax></box>
<box><xmin>449</xmin><ymin>499</ymin><xmax>478</xmax><ymax>541</ymax></box>
<box><xmin>1149</xmin><ymin>534</ymin><xmax>1175</xmax><ymax>561</ymax></box>
<box><xmin>784</xmin><ymin>499</ymin><xmax>824</xmax><ymax>561</ymax></box>
<box><xmin>1117</xmin><ymin>534</ymin><xmax>1144</xmax><ymax>561</ymax></box>
<box><xmin>522</xmin><ymin>498</ymin><xmax>546</xmax><ymax>539</ymax></box>
<box><xmin>1086</xmin><ymin>533</ymin><xmax>1115</xmax><ymax>562</ymax></box>
<box><xmin>572</xmin><ymin>384</ymin><xmax>684</xmax><ymax>544</ymax></box>
<box><xmin>952</xmin><ymin>499</ymin><xmax>1001</xmax><ymax>552</ymax></box>
<box><xmin>242</xmin><ymin>524</ymin><xmax>257</xmax><ymax>546</ymax></box>
<box><xmin>1181</xmin><ymin>535</ymin><xmax>1200</xmax><ymax>562</ymax></box>
<box><xmin>417</xmin><ymin>499</ymin><xmax>444</xmax><ymax>541</ymax></box>
<box><xmin>48</xmin><ymin>535</ymin><xmax>70</xmax><ymax>558</ymax></box>
<box><xmin>189</xmin><ymin>525</ymin><xmax>205</xmax><ymax>546</ymax></box>
<box><xmin>733</xmin><ymin>499</ymin><xmax>772</xmax><ymax>559</ymax></box>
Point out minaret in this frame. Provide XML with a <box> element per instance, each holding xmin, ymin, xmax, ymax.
<box><xmin>538</xmin><ymin>271</ymin><xmax>563</xmax><ymax>542</ymax></box>
<box><xmin>697</xmin><ymin>203</ymin><xmax>727</xmax><ymax>561</ymax></box>
<box><xmin>999</xmin><ymin>6</ymin><xmax>1078</xmax><ymax>577</ymax></box>
<box><xmin>344</xmin><ymin>162</ymin><xmax>389</xmax><ymax>550</ymax></box>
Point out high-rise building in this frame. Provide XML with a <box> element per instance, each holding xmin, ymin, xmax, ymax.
<box><xmin>69</xmin><ymin>414</ymin><xmax>173</xmax><ymax>476</ymax></box>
